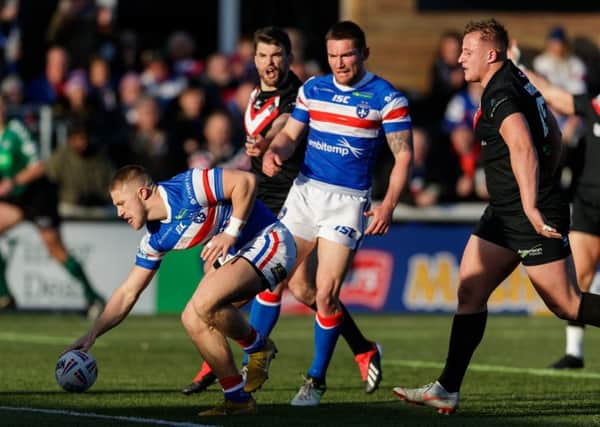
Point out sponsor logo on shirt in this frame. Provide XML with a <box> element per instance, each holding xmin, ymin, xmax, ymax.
<box><xmin>175</xmin><ymin>208</ymin><xmax>187</xmax><ymax>220</ymax></box>
<box><xmin>332</xmin><ymin>94</ymin><xmax>351</xmax><ymax>104</ymax></box>
<box><xmin>352</xmin><ymin>91</ymin><xmax>374</xmax><ymax>99</ymax></box>
<box><xmin>308</xmin><ymin>137</ymin><xmax>364</xmax><ymax>158</ymax></box>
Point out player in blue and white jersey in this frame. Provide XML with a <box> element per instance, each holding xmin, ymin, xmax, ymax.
<box><xmin>64</xmin><ymin>165</ymin><xmax>296</xmax><ymax>416</ymax></box>
<box><xmin>184</xmin><ymin>26</ymin><xmax>385</xmax><ymax>397</ymax></box>
<box><xmin>263</xmin><ymin>21</ymin><xmax>413</xmax><ymax>406</ymax></box>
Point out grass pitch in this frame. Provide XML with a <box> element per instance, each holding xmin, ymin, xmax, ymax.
<box><xmin>2</xmin><ymin>313</ymin><xmax>600</xmax><ymax>426</ymax></box>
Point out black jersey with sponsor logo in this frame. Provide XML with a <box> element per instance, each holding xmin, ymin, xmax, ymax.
<box><xmin>474</xmin><ymin>61</ymin><xmax>565</xmax><ymax>214</ymax></box>
<box><xmin>244</xmin><ymin>71</ymin><xmax>306</xmax><ymax>214</ymax></box>
<box><xmin>573</xmin><ymin>94</ymin><xmax>600</xmax><ymax>202</ymax></box>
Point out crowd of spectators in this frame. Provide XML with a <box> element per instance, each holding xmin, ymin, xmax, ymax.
<box><xmin>0</xmin><ymin>0</ymin><xmax>325</xmax><ymax>216</ymax></box>
<box><xmin>1</xmin><ymin>0</ymin><xmax>599</xmax><ymax>215</ymax></box>
<box><xmin>376</xmin><ymin>24</ymin><xmax>600</xmax><ymax>208</ymax></box>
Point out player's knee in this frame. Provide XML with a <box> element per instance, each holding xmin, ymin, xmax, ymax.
<box><xmin>546</xmin><ymin>298</ymin><xmax>578</xmax><ymax>321</ymax></box>
<box><xmin>181</xmin><ymin>304</ymin><xmax>198</xmax><ymax>334</ymax></box>
<box><xmin>181</xmin><ymin>299</ymin><xmax>213</xmax><ymax>332</ymax></box>
<box><xmin>577</xmin><ymin>271</ymin><xmax>594</xmax><ymax>293</ymax></box>
<box><xmin>456</xmin><ymin>282</ymin><xmax>484</xmax><ymax>309</ymax></box>
<box><xmin>315</xmin><ymin>289</ymin><xmax>337</xmax><ymax>313</ymax></box>
<box><xmin>287</xmin><ymin>279</ymin><xmax>315</xmax><ymax>305</ymax></box>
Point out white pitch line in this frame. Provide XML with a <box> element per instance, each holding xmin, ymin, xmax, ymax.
<box><xmin>0</xmin><ymin>406</ymin><xmax>218</xmax><ymax>427</ymax></box>
<box><xmin>387</xmin><ymin>359</ymin><xmax>600</xmax><ymax>379</ymax></box>
<box><xmin>0</xmin><ymin>332</ymin><xmax>106</xmax><ymax>346</ymax></box>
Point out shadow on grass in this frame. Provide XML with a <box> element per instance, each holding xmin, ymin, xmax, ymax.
<box><xmin>2</xmin><ymin>397</ymin><xmax>599</xmax><ymax>427</ymax></box>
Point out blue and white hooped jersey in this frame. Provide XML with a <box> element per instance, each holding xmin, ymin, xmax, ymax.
<box><xmin>443</xmin><ymin>88</ymin><xmax>480</xmax><ymax>134</ymax></box>
<box><xmin>135</xmin><ymin>168</ymin><xmax>276</xmax><ymax>270</ymax></box>
<box><xmin>291</xmin><ymin>72</ymin><xmax>411</xmax><ymax>191</ymax></box>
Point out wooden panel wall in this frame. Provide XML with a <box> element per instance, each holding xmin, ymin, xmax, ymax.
<box><xmin>340</xmin><ymin>0</ymin><xmax>600</xmax><ymax>93</ymax></box>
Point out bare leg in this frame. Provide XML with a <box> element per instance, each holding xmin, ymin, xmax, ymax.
<box><xmin>525</xmin><ymin>255</ymin><xmax>581</xmax><ymax>320</ymax></box>
<box><xmin>182</xmin><ymin>258</ymin><xmax>264</xmax><ymax>379</ymax></box>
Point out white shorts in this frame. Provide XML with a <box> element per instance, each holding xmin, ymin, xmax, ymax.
<box><xmin>236</xmin><ymin>221</ymin><xmax>297</xmax><ymax>290</ymax></box>
<box><xmin>278</xmin><ymin>174</ymin><xmax>371</xmax><ymax>250</ymax></box>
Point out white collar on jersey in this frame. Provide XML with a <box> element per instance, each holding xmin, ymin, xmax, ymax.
<box><xmin>332</xmin><ymin>71</ymin><xmax>375</xmax><ymax>92</ymax></box>
<box><xmin>157</xmin><ymin>185</ymin><xmax>171</xmax><ymax>223</ymax></box>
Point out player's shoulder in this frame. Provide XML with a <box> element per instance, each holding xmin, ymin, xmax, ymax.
<box><xmin>481</xmin><ymin>87</ymin><xmax>513</xmax><ymax>120</ymax></box>
<box><xmin>367</xmin><ymin>78</ymin><xmax>407</xmax><ymax>110</ymax></box>
<box><xmin>367</xmin><ymin>73</ymin><xmax>396</xmax><ymax>91</ymax></box>
<box><xmin>482</xmin><ymin>68</ymin><xmax>519</xmax><ymax>117</ymax></box>
<box><xmin>301</xmin><ymin>74</ymin><xmax>333</xmax><ymax>95</ymax></box>
<box><xmin>158</xmin><ymin>168</ymin><xmax>199</xmax><ymax>208</ymax></box>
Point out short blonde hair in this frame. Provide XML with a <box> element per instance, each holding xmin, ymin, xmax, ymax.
<box><xmin>464</xmin><ymin>18</ymin><xmax>509</xmax><ymax>53</ymax></box>
<box><xmin>110</xmin><ymin>165</ymin><xmax>154</xmax><ymax>191</ymax></box>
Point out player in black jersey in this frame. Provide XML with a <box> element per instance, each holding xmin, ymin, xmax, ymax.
<box><xmin>524</xmin><ymin>68</ymin><xmax>600</xmax><ymax>369</ymax></box>
<box><xmin>182</xmin><ymin>26</ymin><xmax>382</xmax><ymax>397</ymax></box>
<box><xmin>393</xmin><ymin>19</ymin><xmax>600</xmax><ymax>415</ymax></box>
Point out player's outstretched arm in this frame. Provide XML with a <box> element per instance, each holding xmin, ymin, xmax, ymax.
<box><xmin>365</xmin><ymin>129</ymin><xmax>413</xmax><ymax>235</ymax></box>
<box><xmin>64</xmin><ymin>266</ymin><xmax>157</xmax><ymax>353</ymax></box>
<box><xmin>263</xmin><ymin>117</ymin><xmax>306</xmax><ymax>177</ymax></box>
<box><xmin>522</xmin><ymin>68</ymin><xmax>575</xmax><ymax>116</ymax></box>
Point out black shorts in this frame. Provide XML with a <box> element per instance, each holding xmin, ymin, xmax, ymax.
<box><xmin>4</xmin><ymin>178</ymin><xmax>61</xmax><ymax>229</ymax></box>
<box><xmin>473</xmin><ymin>205</ymin><xmax>571</xmax><ymax>266</ymax></box>
<box><xmin>257</xmin><ymin>187</ymin><xmax>291</xmax><ymax>217</ymax></box>
<box><xmin>571</xmin><ymin>194</ymin><xmax>600</xmax><ymax>237</ymax></box>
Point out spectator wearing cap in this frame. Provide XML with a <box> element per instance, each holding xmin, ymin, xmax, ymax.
<box><xmin>533</xmin><ymin>26</ymin><xmax>587</xmax><ymax>145</ymax></box>
<box><xmin>61</xmin><ymin>69</ymin><xmax>92</xmax><ymax>124</ymax></box>
<box><xmin>533</xmin><ymin>26</ymin><xmax>587</xmax><ymax>95</ymax></box>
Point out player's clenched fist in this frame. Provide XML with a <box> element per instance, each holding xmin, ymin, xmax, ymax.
<box><xmin>262</xmin><ymin>150</ymin><xmax>283</xmax><ymax>177</ymax></box>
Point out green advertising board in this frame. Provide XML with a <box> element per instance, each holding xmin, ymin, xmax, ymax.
<box><xmin>156</xmin><ymin>245</ymin><xmax>204</xmax><ymax>313</ymax></box>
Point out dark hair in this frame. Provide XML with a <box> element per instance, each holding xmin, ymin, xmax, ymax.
<box><xmin>66</xmin><ymin>120</ymin><xmax>88</xmax><ymax>138</ymax></box>
<box><xmin>463</xmin><ymin>19</ymin><xmax>509</xmax><ymax>53</ymax></box>
<box><xmin>110</xmin><ymin>165</ymin><xmax>154</xmax><ymax>191</ymax></box>
<box><xmin>440</xmin><ymin>30</ymin><xmax>462</xmax><ymax>44</ymax></box>
<box><xmin>253</xmin><ymin>26</ymin><xmax>292</xmax><ymax>56</ymax></box>
<box><xmin>325</xmin><ymin>21</ymin><xmax>366</xmax><ymax>50</ymax></box>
